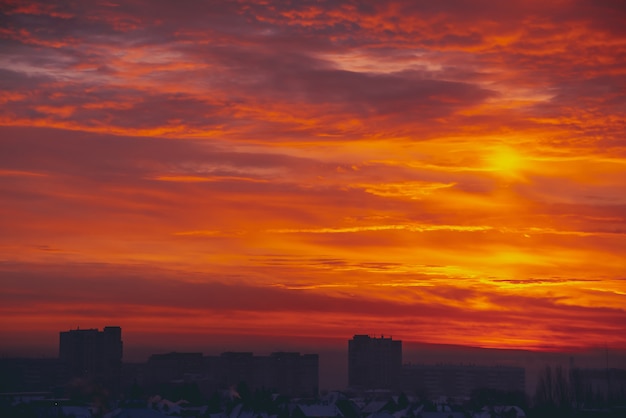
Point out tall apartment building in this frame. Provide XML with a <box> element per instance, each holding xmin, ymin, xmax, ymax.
<box><xmin>59</xmin><ymin>326</ymin><xmax>123</xmax><ymax>390</ymax></box>
<box><xmin>348</xmin><ymin>335</ymin><xmax>402</xmax><ymax>389</ymax></box>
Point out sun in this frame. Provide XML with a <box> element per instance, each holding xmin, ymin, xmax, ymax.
<box><xmin>486</xmin><ymin>145</ymin><xmax>526</xmax><ymax>180</ymax></box>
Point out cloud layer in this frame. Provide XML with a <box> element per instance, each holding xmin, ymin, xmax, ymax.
<box><xmin>1</xmin><ymin>0</ymin><xmax>625</xmax><ymax>353</ymax></box>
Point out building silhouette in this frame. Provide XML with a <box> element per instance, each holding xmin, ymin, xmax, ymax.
<box><xmin>59</xmin><ymin>326</ymin><xmax>122</xmax><ymax>391</ymax></box>
<box><xmin>268</xmin><ymin>352</ymin><xmax>319</xmax><ymax>397</ymax></box>
<box><xmin>146</xmin><ymin>352</ymin><xmax>204</xmax><ymax>383</ymax></box>
<box><xmin>144</xmin><ymin>351</ymin><xmax>319</xmax><ymax>397</ymax></box>
<box><xmin>0</xmin><ymin>358</ymin><xmax>67</xmax><ymax>392</ymax></box>
<box><xmin>348</xmin><ymin>335</ymin><xmax>402</xmax><ymax>390</ymax></box>
<box><xmin>401</xmin><ymin>363</ymin><xmax>525</xmax><ymax>399</ymax></box>
<box><xmin>215</xmin><ymin>351</ymin><xmax>318</xmax><ymax>397</ymax></box>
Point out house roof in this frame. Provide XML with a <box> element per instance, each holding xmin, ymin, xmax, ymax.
<box><xmin>361</xmin><ymin>400</ymin><xmax>389</xmax><ymax>414</ymax></box>
<box><xmin>297</xmin><ymin>404</ymin><xmax>344</xmax><ymax>417</ymax></box>
<box><xmin>421</xmin><ymin>412</ymin><xmax>465</xmax><ymax>418</ymax></box>
<box><xmin>109</xmin><ymin>408</ymin><xmax>168</xmax><ymax>418</ymax></box>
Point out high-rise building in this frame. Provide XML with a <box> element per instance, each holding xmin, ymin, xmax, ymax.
<box><xmin>348</xmin><ymin>335</ymin><xmax>402</xmax><ymax>389</ymax></box>
<box><xmin>59</xmin><ymin>326</ymin><xmax>122</xmax><ymax>390</ymax></box>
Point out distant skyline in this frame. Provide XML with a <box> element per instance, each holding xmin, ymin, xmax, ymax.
<box><xmin>1</xmin><ymin>1</ymin><xmax>626</xmax><ymax>355</ymax></box>
<box><xmin>4</xmin><ymin>327</ymin><xmax>625</xmax><ymax>394</ymax></box>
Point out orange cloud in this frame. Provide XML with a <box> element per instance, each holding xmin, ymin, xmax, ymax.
<box><xmin>1</xmin><ymin>0</ymin><xmax>625</xmax><ymax>355</ymax></box>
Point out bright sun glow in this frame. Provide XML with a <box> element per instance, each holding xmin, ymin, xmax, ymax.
<box><xmin>486</xmin><ymin>146</ymin><xmax>526</xmax><ymax>179</ymax></box>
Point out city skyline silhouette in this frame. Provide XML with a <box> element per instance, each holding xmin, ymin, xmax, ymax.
<box><xmin>2</xmin><ymin>327</ymin><xmax>626</xmax><ymax>417</ymax></box>
<box><xmin>3</xmin><ymin>326</ymin><xmax>626</xmax><ymax>396</ymax></box>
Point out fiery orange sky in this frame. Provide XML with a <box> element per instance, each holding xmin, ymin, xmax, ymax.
<box><xmin>1</xmin><ymin>0</ymin><xmax>625</xmax><ymax>356</ymax></box>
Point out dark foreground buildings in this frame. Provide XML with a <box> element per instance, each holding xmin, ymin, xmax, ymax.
<box><xmin>56</xmin><ymin>327</ymin><xmax>318</xmax><ymax>397</ymax></box>
<box><xmin>348</xmin><ymin>334</ymin><xmax>525</xmax><ymax>399</ymax></box>
<box><xmin>59</xmin><ymin>326</ymin><xmax>123</xmax><ymax>391</ymax></box>
<box><xmin>349</xmin><ymin>335</ymin><xmax>402</xmax><ymax>389</ymax></box>
<box><xmin>402</xmin><ymin>363</ymin><xmax>525</xmax><ymax>399</ymax></box>
<box><xmin>55</xmin><ymin>326</ymin><xmax>319</xmax><ymax>397</ymax></box>
<box><xmin>145</xmin><ymin>351</ymin><xmax>319</xmax><ymax>397</ymax></box>
<box><xmin>0</xmin><ymin>358</ymin><xmax>67</xmax><ymax>392</ymax></box>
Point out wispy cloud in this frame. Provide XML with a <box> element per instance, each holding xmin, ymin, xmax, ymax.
<box><xmin>1</xmin><ymin>0</ymin><xmax>625</xmax><ymax>352</ymax></box>
<box><xmin>268</xmin><ymin>224</ymin><xmax>493</xmax><ymax>234</ymax></box>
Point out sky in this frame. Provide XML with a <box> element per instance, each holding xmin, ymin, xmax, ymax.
<box><xmin>1</xmin><ymin>0</ymin><xmax>626</xmax><ymax>359</ymax></box>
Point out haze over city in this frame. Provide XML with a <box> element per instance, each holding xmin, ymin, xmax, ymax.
<box><xmin>1</xmin><ymin>0</ymin><xmax>626</xmax><ymax>373</ymax></box>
